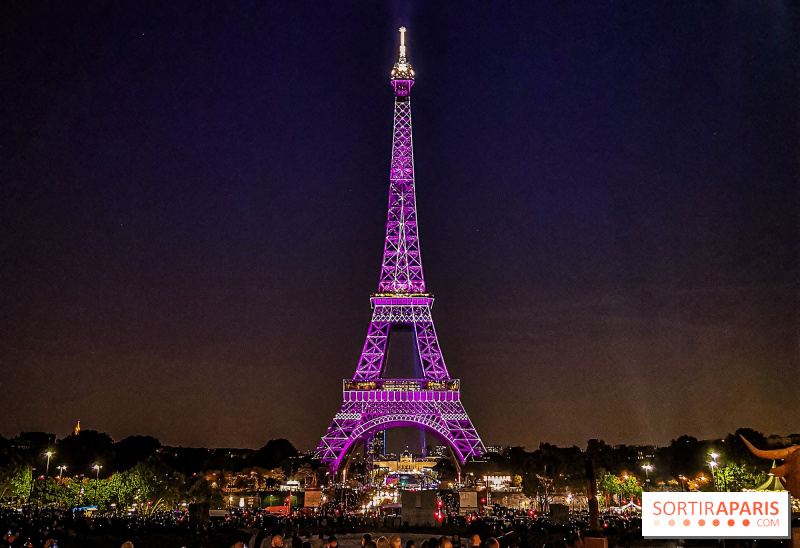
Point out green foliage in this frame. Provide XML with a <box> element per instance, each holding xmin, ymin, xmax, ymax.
<box><xmin>130</xmin><ymin>462</ymin><xmax>189</xmax><ymax>515</ymax></box>
<box><xmin>597</xmin><ymin>471</ymin><xmax>642</xmax><ymax>505</ymax></box>
<box><xmin>619</xmin><ymin>475</ymin><xmax>641</xmax><ymax>498</ymax></box>
<box><xmin>712</xmin><ymin>463</ymin><xmax>767</xmax><ymax>492</ymax></box>
<box><xmin>52</xmin><ymin>478</ymin><xmax>82</xmax><ymax>508</ymax></box>
<box><xmin>598</xmin><ymin>471</ymin><xmax>620</xmax><ymax>496</ymax></box>
<box><xmin>10</xmin><ymin>465</ymin><xmax>33</xmax><ymax>503</ymax></box>
<box><xmin>0</xmin><ymin>463</ymin><xmax>18</xmax><ymax>502</ymax></box>
<box><xmin>2</xmin><ymin>464</ymin><xmax>198</xmax><ymax>513</ymax></box>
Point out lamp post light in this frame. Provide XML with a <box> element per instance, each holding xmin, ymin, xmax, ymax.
<box><xmin>44</xmin><ymin>452</ymin><xmax>53</xmax><ymax>478</ymax></box>
<box><xmin>44</xmin><ymin>451</ymin><xmax>54</xmax><ymax>505</ymax></box>
<box><xmin>228</xmin><ymin>453</ymin><xmax>234</xmax><ymax>510</ymax></box>
<box><xmin>708</xmin><ymin>460</ymin><xmax>718</xmax><ymax>491</ymax></box>
<box><xmin>642</xmin><ymin>465</ymin><xmax>653</xmax><ymax>490</ymax></box>
<box><xmin>57</xmin><ymin>466</ymin><xmax>67</xmax><ymax>481</ymax></box>
<box><xmin>708</xmin><ymin>452</ymin><xmax>720</xmax><ymax>491</ymax></box>
<box><xmin>92</xmin><ymin>464</ymin><xmax>103</xmax><ymax>506</ymax></box>
<box><xmin>679</xmin><ymin>475</ymin><xmax>687</xmax><ymax>491</ymax></box>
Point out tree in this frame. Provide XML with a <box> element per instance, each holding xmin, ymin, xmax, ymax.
<box><xmin>432</xmin><ymin>458</ymin><xmax>457</xmax><ymax>482</ymax></box>
<box><xmin>712</xmin><ymin>463</ymin><xmax>767</xmax><ymax>492</ymax></box>
<box><xmin>9</xmin><ymin>465</ymin><xmax>33</xmax><ymax>504</ymax></box>
<box><xmin>113</xmin><ymin>435</ymin><xmax>161</xmax><ymax>471</ymax></box>
<box><xmin>131</xmin><ymin>461</ymin><xmax>189</xmax><ymax>515</ymax></box>
<box><xmin>618</xmin><ymin>474</ymin><xmax>641</xmax><ymax>501</ymax></box>
<box><xmin>13</xmin><ymin>432</ymin><xmax>56</xmax><ymax>457</ymax></box>
<box><xmin>597</xmin><ymin>470</ymin><xmax>641</xmax><ymax>506</ymax></box>
<box><xmin>505</xmin><ymin>446</ymin><xmax>529</xmax><ymax>471</ymax></box>
<box><xmin>0</xmin><ymin>458</ymin><xmax>29</xmax><ymax>503</ymax></box>
<box><xmin>295</xmin><ymin>463</ymin><xmax>315</xmax><ymax>486</ymax></box>
<box><xmin>56</xmin><ymin>430</ymin><xmax>115</xmax><ymax>473</ymax></box>
<box><xmin>721</xmin><ymin>429</ymin><xmax>771</xmax><ymax>469</ymax></box>
<box><xmin>655</xmin><ymin>436</ymin><xmax>705</xmax><ymax>480</ymax></box>
<box><xmin>187</xmin><ymin>475</ymin><xmax>213</xmax><ymax>504</ymax></box>
<box><xmin>254</xmin><ymin>439</ymin><xmax>298</xmax><ymax>470</ymax></box>
<box><xmin>598</xmin><ymin>471</ymin><xmax>620</xmax><ymax>501</ymax></box>
<box><xmin>265</xmin><ymin>468</ymin><xmax>286</xmax><ymax>486</ymax></box>
<box><xmin>586</xmin><ymin>440</ymin><xmax>616</xmax><ymax>472</ymax></box>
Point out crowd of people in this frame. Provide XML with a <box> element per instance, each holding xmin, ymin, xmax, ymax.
<box><xmin>0</xmin><ymin>506</ymin><xmax>643</xmax><ymax>548</ymax></box>
<box><xmin>0</xmin><ymin>507</ymin><xmax>240</xmax><ymax>547</ymax></box>
<box><xmin>234</xmin><ymin>532</ymin><xmax>508</xmax><ymax>548</ymax></box>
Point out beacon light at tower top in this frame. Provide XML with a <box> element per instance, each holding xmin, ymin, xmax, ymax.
<box><xmin>390</xmin><ymin>26</ymin><xmax>415</xmax><ymax>81</ymax></box>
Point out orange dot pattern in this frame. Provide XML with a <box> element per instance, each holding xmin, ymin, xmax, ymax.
<box><xmin>651</xmin><ymin>517</ymin><xmax>753</xmax><ymax>528</ymax></box>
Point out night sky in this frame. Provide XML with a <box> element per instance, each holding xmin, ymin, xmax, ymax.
<box><xmin>2</xmin><ymin>2</ymin><xmax>798</xmax><ymax>452</ymax></box>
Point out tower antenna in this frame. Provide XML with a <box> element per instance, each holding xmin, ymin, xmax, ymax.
<box><xmin>391</xmin><ymin>27</ymin><xmax>415</xmax><ymax>83</ymax></box>
<box><xmin>399</xmin><ymin>26</ymin><xmax>407</xmax><ymax>61</ymax></box>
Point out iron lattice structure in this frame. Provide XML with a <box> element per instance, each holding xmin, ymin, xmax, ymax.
<box><xmin>316</xmin><ymin>28</ymin><xmax>486</xmax><ymax>473</ymax></box>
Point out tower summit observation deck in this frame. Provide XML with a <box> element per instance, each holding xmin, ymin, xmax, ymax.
<box><xmin>316</xmin><ymin>28</ymin><xmax>485</xmax><ymax>474</ymax></box>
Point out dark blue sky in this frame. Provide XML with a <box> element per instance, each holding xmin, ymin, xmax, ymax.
<box><xmin>1</xmin><ymin>1</ymin><xmax>797</xmax><ymax>451</ymax></box>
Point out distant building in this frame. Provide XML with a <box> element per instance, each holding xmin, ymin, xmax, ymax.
<box><xmin>636</xmin><ymin>447</ymin><xmax>656</xmax><ymax>461</ymax></box>
<box><xmin>375</xmin><ymin>449</ymin><xmax>437</xmax><ymax>473</ymax></box>
<box><xmin>485</xmin><ymin>445</ymin><xmax>502</xmax><ymax>454</ymax></box>
<box><xmin>373</xmin><ymin>449</ymin><xmax>439</xmax><ymax>487</ymax></box>
<box><xmin>372</xmin><ymin>430</ymin><xmax>386</xmax><ymax>458</ymax></box>
<box><xmin>482</xmin><ymin>475</ymin><xmax>512</xmax><ymax>490</ymax></box>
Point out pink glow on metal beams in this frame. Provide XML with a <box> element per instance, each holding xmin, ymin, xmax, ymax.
<box><xmin>316</xmin><ymin>28</ymin><xmax>485</xmax><ymax>473</ymax></box>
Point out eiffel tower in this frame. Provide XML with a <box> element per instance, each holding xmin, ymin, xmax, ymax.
<box><xmin>316</xmin><ymin>28</ymin><xmax>485</xmax><ymax>473</ymax></box>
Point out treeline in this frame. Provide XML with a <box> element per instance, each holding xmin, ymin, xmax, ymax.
<box><xmin>454</xmin><ymin>428</ymin><xmax>797</xmax><ymax>496</ymax></box>
<box><xmin>0</xmin><ymin>432</ymin><xmax>302</xmax><ymax>477</ymax></box>
<box><xmin>0</xmin><ymin>432</ymin><xmax>305</xmax><ymax>509</ymax></box>
<box><xmin>1</xmin><ymin>426</ymin><xmax>796</xmax><ymax>508</ymax></box>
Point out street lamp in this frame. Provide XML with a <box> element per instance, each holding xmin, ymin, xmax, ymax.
<box><xmin>679</xmin><ymin>475</ymin><xmax>687</xmax><ymax>491</ymax></box>
<box><xmin>92</xmin><ymin>464</ymin><xmax>103</xmax><ymax>506</ymax></box>
<box><xmin>57</xmin><ymin>466</ymin><xmax>67</xmax><ymax>480</ymax></box>
<box><xmin>228</xmin><ymin>452</ymin><xmax>234</xmax><ymax>510</ymax></box>
<box><xmin>44</xmin><ymin>451</ymin><xmax>54</xmax><ymax>477</ymax></box>
<box><xmin>642</xmin><ymin>465</ymin><xmax>653</xmax><ymax>490</ymax></box>
<box><xmin>43</xmin><ymin>451</ymin><xmax>54</xmax><ymax>505</ymax></box>
<box><xmin>708</xmin><ymin>460</ymin><xmax>718</xmax><ymax>491</ymax></box>
<box><xmin>708</xmin><ymin>451</ymin><xmax>720</xmax><ymax>491</ymax></box>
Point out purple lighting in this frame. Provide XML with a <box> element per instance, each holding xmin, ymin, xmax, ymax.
<box><xmin>316</xmin><ymin>28</ymin><xmax>485</xmax><ymax>473</ymax></box>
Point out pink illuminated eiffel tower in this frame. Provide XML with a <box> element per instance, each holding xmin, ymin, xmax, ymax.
<box><xmin>316</xmin><ymin>28</ymin><xmax>485</xmax><ymax>473</ymax></box>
